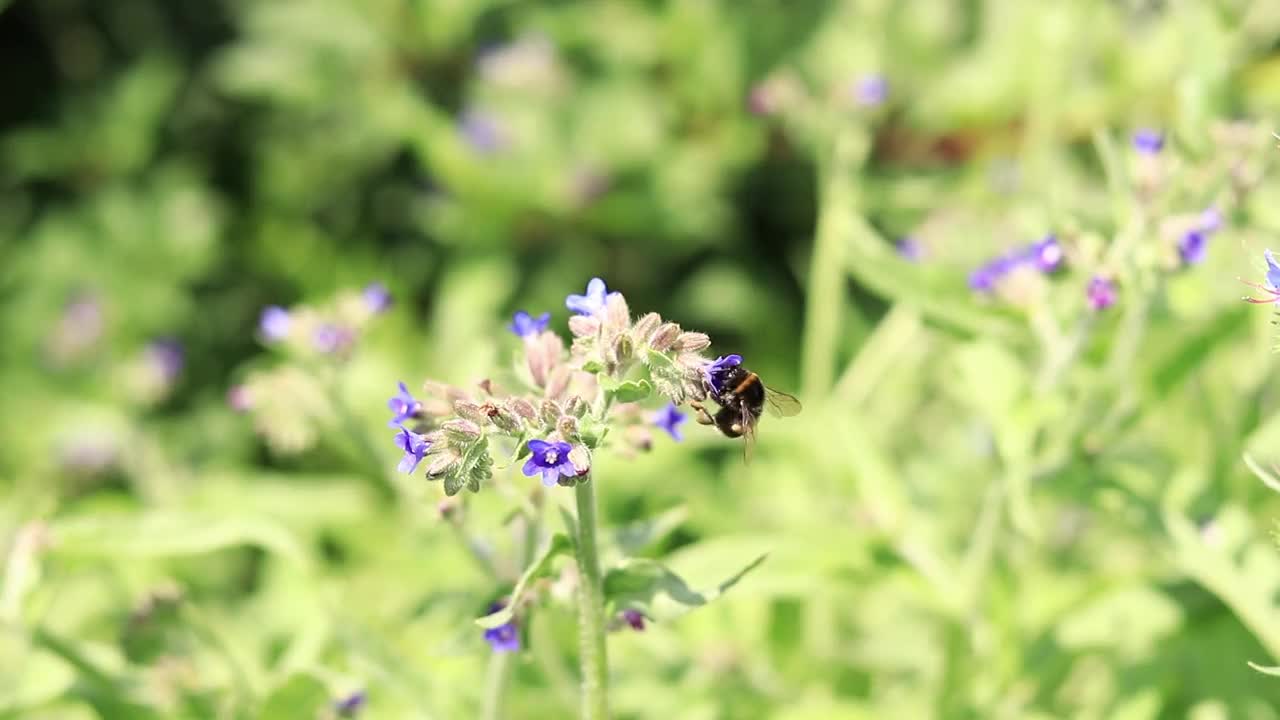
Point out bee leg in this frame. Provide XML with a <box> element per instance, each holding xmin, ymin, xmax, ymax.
<box><xmin>689</xmin><ymin>400</ymin><xmax>716</xmax><ymax>426</ymax></box>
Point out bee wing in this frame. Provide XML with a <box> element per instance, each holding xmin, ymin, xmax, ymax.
<box><xmin>740</xmin><ymin>404</ymin><xmax>757</xmax><ymax>465</ymax></box>
<box><xmin>764</xmin><ymin>387</ymin><xmax>802</xmax><ymax>418</ymax></box>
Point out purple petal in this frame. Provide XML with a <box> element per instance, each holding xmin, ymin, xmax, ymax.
<box><xmin>1266</xmin><ymin>250</ymin><xmax>1280</xmax><ymax>290</ymax></box>
<box><xmin>527</xmin><ymin>439</ymin><xmax>550</xmax><ymax>455</ymax></box>
<box><xmin>398</xmin><ymin>452</ymin><xmax>423</xmax><ymax>474</ymax></box>
<box><xmin>541</xmin><ymin>469</ymin><xmax>560</xmax><ymax>487</ymax></box>
<box><xmin>556</xmin><ymin>460</ymin><xmax>577</xmax><ymax>478</ymax></box>
<box><xmin>522</xmin><ymin>457</ymin><xmax>541</xmax><ymax>477</ymax></box>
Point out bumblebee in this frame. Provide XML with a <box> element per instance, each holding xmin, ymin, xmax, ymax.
<box><xmin>692</xmin><ymin>359</ymin><xmax>801</xmax><ymax>459</ymax></box>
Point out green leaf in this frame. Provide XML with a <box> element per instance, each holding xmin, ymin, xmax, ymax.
<box><xmin>603</xmin><ymin>553</ymin><xmax>768</xmax><ymax>621</ymax></box>
<box><xmin>443</xmin><ymin>473</ymin><xmax>464</xmax><ymax>496</ymax></box>
<box><xmin>1248</xmin><ymin>661</ymin><xmax>1280</xmax><ymax>677</ymax></box>
<box><xmin>605</xmin><ymin>506</ymin><xmax>688</xmax><ymax>559</ymax></box>
<box><xmin>475</xmin><ymin>534</ymin><xmax>572</xmax><ymax>629</ymax></box>
<box><xmin>600</xmin><ymin>377</ymin><xmax>653</xmax><ymax>404</ymax></box>
<box><xmin>256</xmin><ymin>674</ymin><xmax>329</xmax><ymax>720</ymax></box>
<box><xmin>49</xmin><ymin>512</ymin><xmax>308</xmax><ymax>565</ymax></box>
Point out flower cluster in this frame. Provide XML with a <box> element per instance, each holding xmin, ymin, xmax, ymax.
<box><xmin>256</xmin><ymin>282</ymin><xmax>392</xmax><ymax>357</ymax></box>
<box><xmin>386</xmin><ymin>278</ymin><xmax>712</xmax><ymax>496</ymax></box>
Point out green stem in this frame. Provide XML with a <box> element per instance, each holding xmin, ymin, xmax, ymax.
<box><xmin>573</xmin><ymin>479</ymin><xmax>609</xmax><ymax>719</ymax></box>
<box><xmin>481</xmin><ymin>651</ymin><xmax>515</xmax><ymax>720</ymax></box>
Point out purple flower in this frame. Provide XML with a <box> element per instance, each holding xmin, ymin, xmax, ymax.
<box><xmin>313</xmin><ymin>324</ymin><xmax>354</xmax><ymax>354</ymax></box>
<box><xmin>968</xmin><ymin>255</ymin><xmax>1018</xmax><ymax>293</ymax></box>
<box><xmin>334</xmin><ymin>691</ymin><xmax>366</xmax><ymax>717</ymax></box>
<box><xmin>621</xmin><ymin>609</ymin><xmax>646</xmax><ymax>631</ymax></box>
<box><xmin>363</xmin><ymin>283</ymin><xmax>392</xmax><ymax>314</ymax></box>
<box><xmin>1025</xmin><ymin>235</ymin><xmax>1063</xmax><ymax>272</ymax></box>
<box><xmin>522</xmin><ymin>439</ymin><xmax>576</xmax><ymax>487</ymax></box>
<box><xmin>259</xmin><ymin>306</ymin><xmax>291</xmax><ymax>342</ymax></box>
<box><xmin>652</xmin><ymin>403</ymin><xmax>687</xmax><ymax>441</ymax></box>
<box><xmin>1178</xmin><ymin>230</ymin><xmax>1208</xmax><ymax>265</ymax></box>
<box><xmin>896</xmin><ymin>237</ymin><xmax>924</xmax><ymax>261</ymax></box>
<box><xmin>146</xmin><ymin>339</ymin><xmax>184</xmax><ymax>382</ymax></box>
<box><xmin>459</xmin><ymin>109</ymin><xmax>506</xmax><ymax>154</ymax></box>
<box><xmin>393</xmin><ymin>426</ymin><xmax>430</xmax><ymax>474</ymax></box>
<box><xmin>1199</xmin><ymin>206</ymin><xmax>1223</xmax><ymax>233</ymax></box>
<box><xmin>387</xmin><ymin>382</ymin><xmax>421</xmax><ymax>427</ymax></box>
<box><xmin>1086</xmin><ymin>276</ymin><xmax>1116</xmax><ymax>311</ymax></box>
<box><xmin>853</xmin><ymin>74</ymin><xmax>888</xmax><ymax>107</ymax></box>
<box><xmin>703</xmin><ymin>354</ymin><xmax>742</xmax><ymax>394</ymax></box>
<box><xmin>566</xmin><ymin>278</ymin><xmax>612</xmax><ymax>316</ymax></box>
<box><xmin>483</xmin><ymin>602</ymin><xmax>520</xmax><ymax>653</ymax></box>
<box><xmin>509</xmin><ymin>310</ymin><xmax>550</xmax><ymax>339</ymax></box>
<box><xmin>1132</xmin><ymin>129</ymin><xmax>1164</xmax><ymax>154</ymax></box>
<box><xmin>1244</xmin><ymin>250</ymin><xmax>1280</xmax><ymax>304</ymax></box>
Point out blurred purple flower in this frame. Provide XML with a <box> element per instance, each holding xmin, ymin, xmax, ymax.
<box><xmin>334</xmin><ymin>691</ymin><xmax>366</xmax><ymax>717</ymax></box>
<box><xmin>1026</xmin><ymin>235</ymin><xmax>1063</xmax><ymax>272</ymax></box>
<box><xmin>363</xmin><ymin>283</ymin><xmax>392</xmax><ymax>314</ymax></box>
<box><xmin>522</xmin><ymin>439</ymin><xmax>576</xmax><ymax>487</ymax></box>
<box><xmin>483</xmin><ymin>601</ymin><xmax>520</xmax><ymax>653</ymax></box>
<box><xmin>1086</xmin><ymin>276</ymin><xmax>1116</xmax><ymax>311</ymax></box>
<box><xmin>703</xmin><ymin>354</ymin><xmax>742</xmax><ymax>394</ymax></box>
<box><xmin>566</xmin><ymin>278</ymin><xmax>611</xmax><ymax>316</ymax></box>
<box><xmin>509</xmin><ymin>310</ymin><xmax>550</xmax><ymax>339</ymax></box>
<box><xmin>393</xmin><ymin>426</ymin><xmax>430</xmax><ymax>474</ymax></box>
<box><xmin>387</xmin><ymin>381</ymin><xmax>421</xmax><ymax>427</ymax></box>
<box><xmin>621</xmin><ymin>609</ymin><xmax>646</xmax><ymax>631</ymax></box>
<box><xmin>146</xmin><ymin>339</ymin><xmax>184</xmax><ymax>383</ymax></box>
<box><xmin>259</xmin><ymin>306</ymin><xmax>291</xmax><ymax>342</ymax></box>
<box><xmin>652</xmin><ymin>403</ymin><xmax>687</xmax><ymax>441</ymax></box>
<box><xmin>896</xmin><ymin>237</ymin><xmax>924</xmax><ymax>261</ymax></box>
<box><xmin>853</xmin><ymin>74</ymin><xmax>888</xmax><ymax>107</ymax></box>
<box><xmin>1199</xmin><ymin>206</ymin><xmax>1223</xmax><ymax>233</ymax></box>
<box><xmin>459</xmin><ymin>109</ymin><xmax>506</xmax><ymax>154</ymax></box>
<box><xmin>1132</xmin><ymin>129</ymin><xmax>1164</xmax><ymax>154</ymax></box>
<box><xmin>968</xmin><ymin>255</ymin><xmax>1018</xmax><ymax>293</ymax></box>
<box><xmin>313</xmin><ymin>324</ymin><xmax>354</xmax><ymax>354</ymax></box>
<box><xmin>1178</xmin><ymin>230</ymin><xmax>1208</xmax><ymax>265</ymax></box>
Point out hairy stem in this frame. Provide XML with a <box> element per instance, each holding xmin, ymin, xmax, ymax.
<box><xmin>573</xmin><ymin>478</ymin><xmax>609</xmax><ymax>719</ymax></box>
<box><xmin>481</xmin><ymin>650</ymin><xmax>514</xmax><ymax>720</ymax></box>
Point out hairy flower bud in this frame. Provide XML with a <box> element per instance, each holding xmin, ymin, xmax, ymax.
<box><xmin>610</xmin><ymin>333</ymin><xmax>635</xmax><ymax>365</ymax></box>
<box><xmin>624</xmin><ymin>425</ymin><xmax>653</xmax><ymax>452</ymax></box>
<box><xmin>565</xmin><ymin>395</ymin><xmax>588</xmax><ymax>418</ymax></box>
<box><xmin>604</xmin><ymin>292</ymin><xmax>631</xmax><ymax>334</ymax></box>
<box><xmin>442</xmin><ymin>419</ymin><xmax>482</xmax><ymax>442</ymax></box>
<box><xmin>673</xmin><ymin>331</ymin><xmax>710</xmax><ymax>352</ymax></box>
<box><xmin>426</xmin><ymin>450</ymin><xmax>460</xmax><ymax>477</ymax></box>
<box><xmin>539</xmin><ymin>399</ymin><xmax>562</xmax><ymax>427</ymax></box>
<box><xmin>545</xmin><ymin>365</ymin><xmax>572</xmax><ymax>400</ymax></box>
<box><xmin>631</xmin><ymin>312</ymin><xmax>661</xmax><ymax>343</ymax></box>
<box><xmin>491</xmin><ymin>405</ymin><xmax>523</xmax><ymax>433</ymax></box>
<box><xmin>648</xmin><ymin>323</ymin><xmax>681</xmax><ymax>351</ymax></box>
<box><xmin>454</xmin><ymin>400</ymin><xmax>490</xmax><ymax>425</ymax></box>
<box><xmin>507</xmin><ymin>397</ymin><xmax>537</xmax><ymax>420</ymax></box>
<box><xmin>569</xmin><ymin>315</ymin><xmax>601</xmax><ymax>338</ymax></box>
<box><xmin>526</xmin><ymin>332</ymin><xmax>564</xmax><ymax>388</ymax></box>
<box><xmin>557</xmin><ymin>415</ymin><xmax>580</xmax><ymax>441</ymax></box>
<box><xmin>568</xmin><ymin>444</ymin><xmax>592</xmax><ymax>475</ymax></box>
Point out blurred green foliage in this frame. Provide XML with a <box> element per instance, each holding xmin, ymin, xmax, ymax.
<box><xmin>8</xmin><ymin>0</ymin><xmax>1280</xmax><ymax>718</ymax></box>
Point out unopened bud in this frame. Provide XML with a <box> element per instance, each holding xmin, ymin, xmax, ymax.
<box><xmin>491</xmin><ymin>406</ymin><xmax>522</xmax><ymax>433</ymax></box>
<box><xmin>673</xmin><ymin>332</ymin><xmax>710</xmax><ymax>352</ymax></box>
<box><xmin>442</xmin><ymin>419</ymin><xmax>482</xmax><ymax>442</ymax></box>
<box><xmin>631</xmin><ymin>313</ymin><xmax>661</xmax><ymax>343</ymax></box>
<box><xmin>648</xmin><ymin>323</ymin><xmax>681</xmax><ymax>351</ymax></box>
<box><xmin>427</xmin><ymin>450</ymin><xmax>460</xmax><ymax>478</ymax></box>
<box><xmin>568</xmin><ymin>444</ymin><xmax>592</xmax><ymax>475</ymax></box>
<box><xmin>624</xmin><ymin>425</ymin><xmax>653</xmax><ymax>452</ymax></box>
<box><xmin>453</xmin><ymin>400</ymin><xmax>490</xmax><ymax>424</ymax></box>
<box><xmin>604</xmin><ymin>293</ymin><xmax>631</xmax><ymax>334</ymax></box>
<box><xmin>565</xmin><ymin>395</ymin><xmax>588</xmax><ymax>418</ymax></box>
<box><xmin>507</xmin><ymin>397</ymin><xmax>537</xmax><ymax>420</ymax></box>
<box><xmin>540</xmin><ymin>399</ymin><xmax>562</xmax><ymax>427</ymax></box>
<box><xmin>545</xmin><ymin>365</ymin><xmax>571</xmax><ymax>400</ymax></box>
<box><xmin>557</xmin><ymin>415</ymin><xmax>580</xmax><ymax>441</ymax></box>
<box><xmin>569</xmin><ymin>315</ymin><xmax>601</xmax><ymax>338</ymax></box>
<box><xmin>610</xmin><ymin>333</ymin><xmax>635</xmax><ymax>365</ymax></box>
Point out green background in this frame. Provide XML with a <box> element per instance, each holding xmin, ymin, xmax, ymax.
<box><xmin>7</xmin><ymin>0</ymin><xmax>1280</xmax><ymax>718</ymax></box>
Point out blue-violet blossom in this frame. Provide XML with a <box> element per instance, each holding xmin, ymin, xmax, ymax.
<box><xmin>1179</xmin><ymin>230</ymin><xmax>1208</xmax><ymax>265</ymax></box>
<box><xmin>483</xmin><ymin>602</ymin><xmax>520</xmax><ymax>653</ymax></box>
<box><xmin>387</xmin><ymin>381</ymin><xmax>421</xmax><ymax>427</ymax></box>
<box><xmin>653</xmin><ymin>403</ymin><xmax>687</xmax><ymax>441</ymax></box>
<box><xmin>394</xmin><ymin>426</ymin><xmax>430</xmax><ymax>474</ymax></box>
<box><xmin>704</xmin><ymin>354</ymin><xmax>742</xmax><ymax>395</ymax></box>
<box><xmin>523</xmin><ymin>439</ymin><xmax>577</xmax><ymax>486</ymax></box>
<box><xmin>853</xmin><ymin>74</ymin><xmax>888</xmax><ymax>107</ymax></box>
<box><xmin>1132</xmin><ymin>129</ymin><xmax>1164</xmax><ymax>154</ymax></box>
<box><xmin>1243</xmin><ymin>249</ymin><xmax>1280</xmax><ymax>304</ymax></box>
<box><xmin>566</xmin><ymin>277</ymin><xmax>612</xmax><ymax>316</ymax></box>
<box><xmin>509</xmin><ymin>310</ymin><xmax>550</xmax><ymax>339</ymax></box>
<box><xmin>259</xmin><ymin>306</ymin><xmax>291</xmax><ymax>342</ymax></box>
<box><xmin>334</xmin><ymin>691</ymin><xmax>366</xmax><ymax>718</ymax></box>
<box><xmin>1086</xmin><ymin>275</ymin><xmax>1116</xmax><ymax>311</ymax></box>
<box><xmin>363</xmin><ymin>282</ymin><xmax>392</xmax><ymax>314</ymax></box>
<box><xmin>622</xmin><ymin>609</ymin><xmax>646</xmax><ymax>631</ymax></box>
